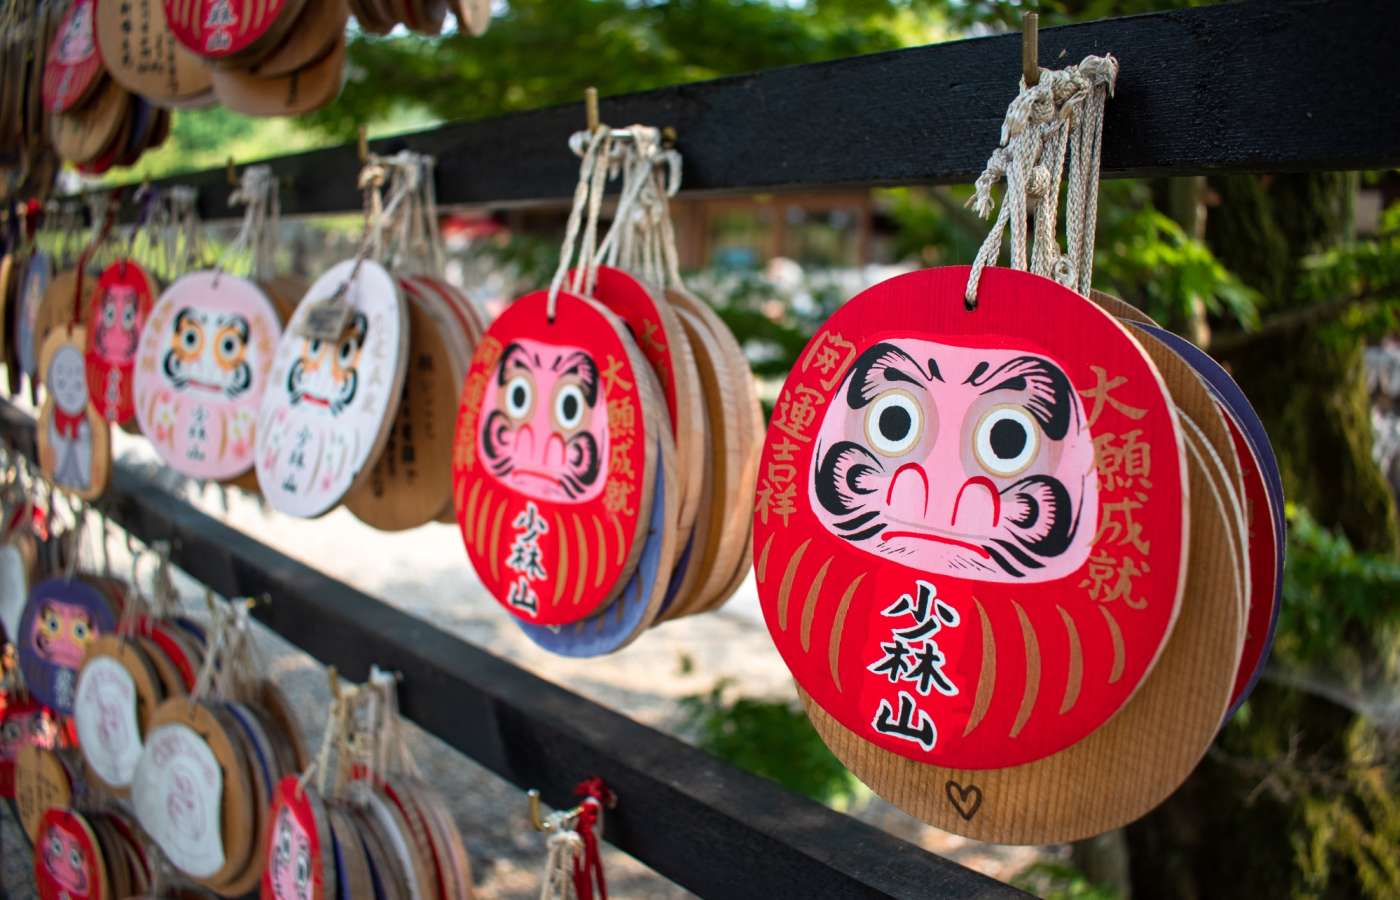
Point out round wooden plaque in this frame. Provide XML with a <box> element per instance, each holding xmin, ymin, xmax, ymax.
<box><xmin>210</xmin><ymin>36</ymin><xmax>344</xmax><ymax>117</ymax></box>
<box><xmin>344</xmin><ymin>286</ymin><xmax>459</xmax><ymax>531</ymax></box>
<box><xmin>163</xmin><ymin>0</ymin><xmax>304</xmax><ymax>62</ymax></box>
<box><xmin>247</xmin><ymin>0</ymin><xmax>349</xmax><ymax>78</ymax></box>
<box><xmin>134</xmin><ymin>271</ymin><xmax>282</xmax><ymax>481</ymax></box>
<box><xmin>85</xmin><ymin>260</ymin><xmax>156</xmax><ymax>424</ymax></box>
<box><xmin>35</xmin><ymin>808</ymin><xmax>109</xmax><ymax>900</ymax></box>
<box><xmin>19</xmin><ymin>576</ymin><xmax>118</xmax><ymax>714</ymax></box>
<box><xmin>587</xmin><ymin>266</ymin><xmax>705</xmax><ymax>546</ymax></box>
<box><xmin>94</xmin><ymin>0</ymin><xmax>212</xmax><ymax>102</ymax></box>
<box><xmin>17</xmin><ymin>745</ymin><xmax>74</xmax><ymax>842</ymax></box>
<box><xmin>74</xmin><ymin>636</ymin><xmax>163</xmax><ymax>791</ymax></box>
<box><xmin>452</xmin><ymin>289</ymin><xmax>658</xmax><ymax>626</ymax></box>
<box><xmin>756</xmin><ymin>266</ymin><xmax>1188</xmax><ymax>770</ymax></box>
<box><xmin>43</xmin><ymin>0</ymin><xmax>104</xmax><ymax>112</ymax></box>
<box><xmin>134</xmin><ymin>701</ymin><xmax>254</xmax><ymax>884</ymax></box>
<box><xmin>49</xmin><ymin>79</ymin><xmax>128</xmax><ymax>165</ymax></box>
<box><xmin>35</xmin><ymin>269</ymin><xmax>86</xmax><ymax>365</ymax></box>
<box><xmin>798</xmin><ymin>309</ymin><xmax>1248</xmax><ymax>844</ymax></box>
<box><xmin>262</xmin><ymin>775</ymin><xmax>336</xmax><ymax>900</ymax></box>
<box><xmin>256</xmin><ymin>258</ymin><xmax>408</xmax><ymax>517</ymax></box>
<box><xmin>18</xmin><ymin>250</ymin><xmax>54</xmax><ymax>382</ymax></box>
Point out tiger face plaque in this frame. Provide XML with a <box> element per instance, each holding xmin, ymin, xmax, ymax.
<box><xmin>754</xmin><ymin>266</ymin><xmax>1188</xmax><ymax>770</ymax></box>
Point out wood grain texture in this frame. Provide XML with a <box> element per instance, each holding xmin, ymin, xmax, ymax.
<box><xmin>801</xmin><ymin>322</ymin><xmax>1246</xmax><ymax>844</ymax></box>
<box><xmin>0</xmin><ymin>401</ymin><xmax>1027</xmax><ymax>899</ymax></box>
<box><xmin>87</xmin><ymin>0</ymin><xmax>1400</xmax><ymax>221</ymax></box>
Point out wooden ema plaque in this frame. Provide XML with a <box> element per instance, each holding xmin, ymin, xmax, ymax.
<box><xmin>799</xmin><ymin>312</ymin><xmax>1248</xmax><ymax>844</ymax></box>
<box><xmin>209</xmin><ymin>36</ymin><xmax>345</xmax><ymax>117</ymax></box>
<box><xmin>263</xmin><ymin>775</ymin><xmax>335</xmax><ymax>900</ymax></box>
<box><xmin>754</xmin><ymin>267</ymin><xmax>1188</xmax><ymax>771</ymax></box>
<box><xmin>74</xmin><ymin>637</ymin><xmax>164</xmax><ymax>792</ymax></box>
<box><xmin>3</xmin><ymin>698</ymin><xmax>55</xmax><ymax>799</ymax></box>
<box><xmin>134</xmin><ymin>271</ymin><xmax>282</xmax><ymax>481</ymax></box>
<box><xmin>452</xmin><ymin>290</ymin><xmax>657</xmax><ymax>626</ymax></box>
<box><xmin>163</xmin><ymin>0</ymin><xmax>302</xmax><ymax>60</ymax></box>
<box><xmin>344</xmin><ymin>284</ymin><xmax>459</xmax><ymax>531</ymax></box>
<box><xmin>85</xmin><ymin>261</ymin><xmax>156</xmax><ymax>424</ymax></box>
<box><xmin>19</xmin><ymin>577</ymin><xmax>118</xmax><ymax>715</ymax></box>
<box><xmin>49</xmin><ymin>78</ymin><xmax>128</xmax><ymax>166</ymax></box>
<box><xmin>17</xmin><ymin>250</ymin><xmax>52</xmax><ymax>383</ymax></box>
<box><xmin>95</xmin><ymin>0</ymin><xmax>212</xmax><ymax>103</ymax></box>
<box><xmin>43</xmin><ymin>0</ymin><xmax>104</xmax><ymax>112</ymax></box>
<box><xmin>35</xmin><ymin>808</ymin><xmax>110</xmax><ymax>900</ymax></box>
<box><xmin>256</xmin><ymin>259</ymin><xmax>408</xmax><ymax>518</ymax></box>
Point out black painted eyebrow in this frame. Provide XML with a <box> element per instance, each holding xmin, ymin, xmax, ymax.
<box><xmin>845</xmin><ymin>343</ymin><xmax>934</xmax><ymax>409</ymax></box>
<box><xmin>966</xmin><ymin>355</ymin><xmax>1075</xmax><ymax>439</ymax></box>
<box><xmin>497</xmin><ymin>343</ymin><xmax>530</xmax><ymax>385</ymax></box>
<box><xmin>560</xmin><ymin>351</ymin><xmax>599</xmax><ymax>405</ymax></box>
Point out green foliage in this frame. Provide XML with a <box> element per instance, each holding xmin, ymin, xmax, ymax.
<box><xmin>305</xmin><ymin>0</ymin><xmax>949</xmax><ymax>139</ymax></box>
<box><xmin>677</xmin><ymin>678</ymin><xmax>860</xmax><ymax>807</ymax></box>
<box><xmin>1012</xmin><ymin>862</ymin><xmax>1121</xmax><ymax>900</ymax></box>
<box><xmin>1277</xmin><ymin>504</ymin><xmax>1400</xmax><ymax>677</ymax></box>
<box><xmin>1093</xmin><ymin>181</ymin><xmax>1259</xmax><ymax>329</ymax></box>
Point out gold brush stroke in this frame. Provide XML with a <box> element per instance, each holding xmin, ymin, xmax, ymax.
<box><xmin>1057</xmin><ymin>606</ymin><xmax>1083</xmax><ymax>715</ymax></box>
<box><xmin>799</xmin><ymin>556</ymin><xmax>832</xmax><ymax>653</ymax></box>
<box><xmin>756</xmin><ymin>533</ymin><xmax>774</xmax><ymax>585</ymax></box>
<box><xmin>462</xmin><ymin>479</ymin><xmax>481</xmax><ymax>541</ymax></box>
<box><xmin>553</xmin><ymin>513</ymin><xmax>568</xmax><ymax>608</ymax></box>
<box><xmin>827</xmin><ymin>573</ymin><xmax>866</xmax><ymax>691</ymax></box>
<box><xmin>964</xmin><ymin>599</ymin><xmax>995</xmax><ymax>737</ymax></box>
<box><xmin>472</xmin><ymin>487</ymin><xmax>492</xmax><ymax>556</ymax></box>
<box><xmin>611</xmin><ymin>515</ymin><xmax>625</xmax><ymax>566</ymax></box>
<box><xmin>591</xmin><ymin>515</ymin><xmax>606</xmax><ymax>587</ymax></box>
<box><xmin>776</xmin><ymin>538</ymin><xmax>812</xmax><ymax>631</ymax></box>
<box><xmin>1098</xmin><ymin>604</ymin><xmax>1126</xmax><ymax>684</ymax></box>
<box><xmin>1010</xmin><ymin>601</ymin><xmax>1040</xmax><ymax>739</ymax></box>
<box><xmin>487</xmin><ymin>500</ymin><xmax>506</xmax><ymax>582</ymax></box>
<box><xmin>572</xmin><ymin>515</ymin><xmax>588</xmax><ymax>606</ymax></box>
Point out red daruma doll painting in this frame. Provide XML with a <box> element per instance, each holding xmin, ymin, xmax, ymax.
<box><xmin>86</xmin><ymin>262</ymin><xmax>156</xmax><ymax>425</ymax></box>
<box><xmin>754</xmin><ymin>267</ymin><xmax>1187</xmax><ymax>770</ymax></box>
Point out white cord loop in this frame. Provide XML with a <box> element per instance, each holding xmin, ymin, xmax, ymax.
<box><xmin>965</xmin><ymin>54</ymin><xmax>1118</xmax><ymax>309</ymax></box>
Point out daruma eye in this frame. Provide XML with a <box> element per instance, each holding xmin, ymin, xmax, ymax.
<box><xmin>503</xmin><ymin>374</ymin><xmax>533</xmax><ymax>421</ymax></box>
<box><xmin>974</xmin><ymin>405</ymin><xmax>1040</xmax><ymax>476</ymax></box>
<box><xmin>865</xmin><ymin>390</ymin><xmax>922</xmax><ymax>456</ymax></box>
<box><xmin>553</xmin><ymin>383</ymin><xmax>585</xmax><ymax>432</ymax></box>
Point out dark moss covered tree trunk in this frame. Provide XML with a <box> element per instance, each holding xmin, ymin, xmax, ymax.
<box><xmin>1124</xmin><ymin>173</ymin><xmax>1397</xmax><ymax>899</ymax></box>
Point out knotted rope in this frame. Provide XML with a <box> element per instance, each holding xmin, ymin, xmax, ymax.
<box><xmin>965</xmin><ymin>54</ymin><xmax>1118</xmax><ymax>309</ymax></box>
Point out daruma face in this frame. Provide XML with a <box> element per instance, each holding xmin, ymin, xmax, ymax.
<box><xmin>162</xmin><ymin>308</ymin><xmax>253</xmax><ymax>398</ymax></box>
<box><xmin>285</xmin><ymin>313</ymin><xmax>367</xmax><ymax>417</ymax></box>
<box><xmin>477</xmin><ymin>338</ymin><xmax>607</xmax><ymax>504</ymax></box>
<box><xmin>94</xmin><ymin>284</ymin><xmax>141</xmax><ymax>364</ymax></box>
<box><xmin>43</xmin><ymin>823</ymin><xmax>90</xmax><ymax>895</ymax></box>
<box><xmin>269</xmin><ymin>805</ymin><xmax>313</xmax><ymax>900</ymax></box>
<box><xmin>811</xmin><ymin>338</ymin><xmax>1098</xmax><ymax>583</ymax></box>
<box><xmin>31</xmin><ymin>599</ymin><xmax>96</xmax><ymax>669</ymax></box>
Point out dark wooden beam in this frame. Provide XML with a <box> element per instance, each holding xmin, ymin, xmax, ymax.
<box><xmin>88</xmin><ymin>0</ymin><xmax>1400</xmax><ymax>220</ymax></box>
<box><xmin>0</xmin><ymin>402</ymin><xmax>1026</xmax><ymax>900</ymax></box>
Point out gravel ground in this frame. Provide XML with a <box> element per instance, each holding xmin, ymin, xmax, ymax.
<box><xmin>1</xmin><ymin>431</ymin><xmax>1046</xmax><ymax>898</ymax></box>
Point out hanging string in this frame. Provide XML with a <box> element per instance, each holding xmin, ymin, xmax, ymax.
<box><xmin>215</xmin><ymin>166</ymin><xmax>276</xmax><ymax>285</ymax></box>
<box><xmin>546</xmin><ymin>128</ymin><xmax>612</xmax><ymax>321</ymax></box>
<box><xmin>964</xmin><ymin>54</ymin><xmax>1118</xmax><ymax>309</ymax></box>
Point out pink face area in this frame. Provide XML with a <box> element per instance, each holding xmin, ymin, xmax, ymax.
<box><xmin>270</xmin><ymin>805</ymin><xmax>313</xmax><ymax>900</ymax></box>
<box><xmin>94</xmin><ymin>285</ymin><xmax>141</xmax><ymax>364</ymax></box>
<box><xmin>43</xmin><ymin>824</ymin><xmax>91</xmax><ymax>896</ymax></box>
<box><xmin>811</xmin><ymin>338</ymin><xmax>1099</xmax><ymax>583</ymax></box>
<box><xmin>30</xmin><ymin>600</ymin><xmax>96</xmax><ymax>669</ymax></box>
<box><xmin>477</xmin><ymin>339</ymin><xmax>608</xmax><ymax>503</ymax></box>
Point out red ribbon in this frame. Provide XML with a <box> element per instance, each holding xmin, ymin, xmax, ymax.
<box><xmin>52</xmin><ymin>407</ymin><xmax>84</xmax><ymax>440</ymax></box>
<box><xmin>571</xmin><ymin>778</ymin><xmax>613</xmax><ymax>900</ymax></box>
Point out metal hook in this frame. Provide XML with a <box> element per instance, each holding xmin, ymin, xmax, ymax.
<box><xmin>1022</xmin><ymin>12</ymin><xmax>1040</xmax><ymax>87</ymax></box>
<box><xmin>584</xmin><ymin>87</ymin><xmax>600</xmax><ymax>133</ymax></box>
<box><xmin>357</xmin><ymin>126</ymin><xmax>369</xmax><ymax>164</ymax></box>
<box><xmin>227</xmin><ymin>157</ymin><xmax>238</xmax><ymax>187</ymax></box>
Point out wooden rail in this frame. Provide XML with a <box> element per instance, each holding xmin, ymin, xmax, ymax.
<box><xmin>82</xmin><ymin>0</ymin><xmax>1400</xmax><ymax>222</ymax></box>
<box><xmin>0</xmin><ymin>402</ymin><xmax>1026</xmax><ymax>899</ymax></box>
